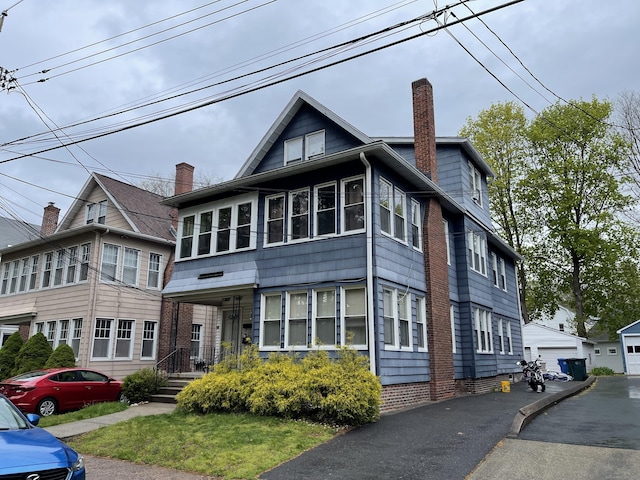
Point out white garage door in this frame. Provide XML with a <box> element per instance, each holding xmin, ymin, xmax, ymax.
<box><xmin>537</xmin><ymin>348</ymin><xmax>577</xmax><ymax>372</ymax></box>
<box><xmin>624</xmin><ymin>335</ymin><xmax>640</xmax><ymax>375</ymax></box>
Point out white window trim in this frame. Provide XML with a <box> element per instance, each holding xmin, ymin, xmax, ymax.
<box><xmin>393</xmin><ymin>188</ymin><xmax>407</xmax><ymax>243</ymax></box>
<box><xmin>492</xmin><ymin>253</ymin><xmax>499</xmax><ymax>287</ymax></box>
<box><xmin>190</xmin><ymin>324</ymin><xmax>203</xmax><ymax>359</ymax></box>
<box><xmin>260</xmin><ymin>293</ymin><xmax>282</xmax><ymax>351</ymax></box>
<box><xmin>468</xmin><ymin>230</ymin><xmax>487</xmax><ymax>276</ymax></box>
<box><xmin>506</xmin><ymin>321</ymin><xmax>513</xmax><ymax>355</ymax></box>
<box><xmin>341</xmin><ymin>176</ymin><xmax>366</xmax><ymax>235</ymax></box>
<box><xmin>288</xmin><ymin>188</ymin><xmax>310</xmax><ymax>243</ymax></box>
<box><xmin>443</xmin><ymin>219</ymin><xmax>451</xmax><ymax>265</ymax></box>
<box><xmin>57</xmin><ymin>319</ymin><xmax>70</xmax><ymax>349</ymax></box>
<box><xmin>147</xmin><ymin>253</ymin><xmax>163</xmax><ymax>290</ymax></box>
<box><xmin>450</xmin><ymin>305</ymin><xmax>456</xmax><ymax>354</ymax></box>
<box><xmin>411</xmin><ymin>200</ymin><xmax>423</xmax><ymax>252</ymax></box>
<box><xmin>314</xmin><ymin>182</ymin><xmax>337</xmax><ymax>238</ymax></box>
<box><xmin>341</xmin><ymin>286</ymin><xmax>367</xmax><ymax>348</ymax></box>
<box><xmin>380</xmin><ymin>177</ymin><xmax>392</xmax><ymax>236</ymax></box>
<box><xmin>86</xmin><ymin>200</ymin><xmax>107</xmax><ymax>224</ymax></box>
<box><xmin>141</xmin><ymin>320</ymin><xmax>158</xmax><ymax>360</ymax></box>
<box><xmin>498</xmin><ymin>318</ymin><xmax>505</xmax><ymax>354</ymax></box>
<box><xmin>311</xmin><ymin>288</ymin><xmax>337</xmax><ymax>349</ymax></box>
<box><xmin>474</xmin><ymin>307</ymin><xmax>493</xmax><ymax>354</ymax></box>
<box><xmin>264</xmin><ymin>193</ymin><xmax>286</xmax><ymax>247</ymax></box>
<box><xmin>416</xmin><ymin>296</ymin><xmax>427</xmax><ymax>352</ymax></box>
<box><xmin>500</xmin><ymin>258</ymin><xmax>508</xmax><ymax>291</ymax></box>
<box><xmin>122</xmin><ymin>247</ymin><xmax>141</xmax><ymax>287</ymax></box>
<box><xmin>285</xmin><ymin>291</ymin><xmax>308</xmax><ymax>349</ymax></box>
<box><xmin>284</xmin><ymin>136</ymin><xmax>303</xmax><ymax>164</ymax></box>
<box><xmin>91</xmin><ymin>317</ymin><xmax>114</xmax><ymax>360</ymax></box>
<box><xmin>469</xmin><ymin>162</ymin><xmax>483</xmax><ymax>206</ymax></box>
<box><xmin>177</xmin><ymin>195</ymin><xmax>258</xmax><ymax>260</ymax></box>
<box><xmin>71</xmin><ymin>318</ymin><xmax>83</xmax><ymax>360</ymax></box>
<box><xmin>305</xmin><ymin>130</ymin><xmax>325</xmax><ymax>160</ymax></box>
<box><xmin>382</xmin><ymin>288</ymin><xmax>412</xmax><ymax>351</ymax></box>
<box><xmin>100</xmin><ymin>244</ymin><xmax>121</xmax><ymax>284</ymax></box>
<box><xmin>608</xmin><ymin>347</ymin><xmax>618</xmax><ymax>355</ymax></box>
<box><xmin>114</xmin><ymin>319</ymin><xmax>135</xmax><ymax>360</ymax></box>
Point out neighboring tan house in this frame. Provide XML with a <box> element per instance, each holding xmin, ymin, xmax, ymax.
<box><xmin>0</xmin><ymin>166</ymin><xmax>215</xmax><ymax>379</ymax></box>
<box><xmin>0</xmin><ymin>216</ymin><xmax>40</xmax><ymax>346</ymax></box>
<box><xmin>522</xmin><ymin>322</ymin><xmax>596</xmax><ymax>372</ymax></box>
<box><xmin>161</xmin><ymin>78</ymin><xmax>524</xmax><ymax>410</ymax></box>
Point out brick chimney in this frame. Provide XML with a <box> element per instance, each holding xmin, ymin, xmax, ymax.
<box><xmin>174</xmin><ymin>162</ymin><xmax>194</xmax><ymax>196</ymax></box>
<box><xmin>412</xmin><ymin>78</ymin><xmax>455</xmax><ymax>401</ymax></box>
<box><xmin>40</xmin><ymin>202</ymin><xmax>60</xmax><ymax>236</ymax></box>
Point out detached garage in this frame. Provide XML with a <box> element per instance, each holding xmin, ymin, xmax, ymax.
<box><xmin>522</xmin><ymin>323</ymin><xmax>596</xmax><ymax>372</ymax></box>
<box><xmin>618</xmin><ymin>320</ymin><xmax>640</xmax><ymax>375</ymax></box>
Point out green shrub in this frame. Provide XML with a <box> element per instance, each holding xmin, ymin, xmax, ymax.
<box><xmin>590</xmin><ymin>366</ymin><xmax>615</xmax><ymax>376</ymax></box>
<box><xmin>0</xmin><ymin>332</ymin><xmax>23</xmax><ymax>380</ymax></box>
<box><xmin>13</xmin><ymin>332</ymin><xmax>53</xmax><ymax>376</ymax></box>
<box><xmin>44</xmin><ymin>344</ymin><xmax>76</xmax><ymax>368</ymax></box>
<box><xmin>122</xmin><ymin>368</ymin><xmax>166</xmax><ymax>403</ymax></box>
<box><xmin>176</xmin><ymin>345</ymin><xmax>381</xmax><ymax>426</ymax></box>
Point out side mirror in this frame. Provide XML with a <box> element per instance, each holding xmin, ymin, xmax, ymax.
<box><xmin>26</xmin><ymin>413</ymin><xmax>40</xmax><ymax>426</ymax></box>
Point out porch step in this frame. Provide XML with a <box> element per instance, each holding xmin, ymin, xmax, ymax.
<box><xmin>150</xmin><ymin>372</ymin><xmax>204</xmax><ymax>405</ymax></box>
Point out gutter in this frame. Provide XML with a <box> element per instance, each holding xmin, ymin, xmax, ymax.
<box><xmin>360</xmin><ymin>152</ymin><xmax>377</xmax><ymax>376</ymax></box>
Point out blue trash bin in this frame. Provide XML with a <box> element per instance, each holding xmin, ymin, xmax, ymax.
<box><xmin>557</xmin><ymin>358</ymin><xmax>568</xmax><ymax>374</ymax></box>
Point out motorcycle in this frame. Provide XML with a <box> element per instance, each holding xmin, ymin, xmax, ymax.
<box><xmin>517</xmin><ymin>359</ymin><xmax>546</xmax><ymax>392</ymax></box>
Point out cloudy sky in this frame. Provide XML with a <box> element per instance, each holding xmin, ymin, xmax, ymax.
<box><xmin>1</xmin><ymin>0</ymin><xmax>639</xmax><ymax>226</ymax></box>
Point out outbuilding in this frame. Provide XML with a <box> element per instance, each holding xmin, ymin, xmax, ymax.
<box><xmin>522</xmin><ymin>322</ymin><xmax>596</xmax><ymax>372</ymax></box>
<box><xmin>618</xmin><ymin>320</ymin><xmax>640</xmax><ymax>375</ymax></box>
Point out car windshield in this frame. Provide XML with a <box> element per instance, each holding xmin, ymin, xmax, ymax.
<box><xmin>0</xmin><ymin>397</ymin><xmax>29</xmax><ymax>430</ymax></box>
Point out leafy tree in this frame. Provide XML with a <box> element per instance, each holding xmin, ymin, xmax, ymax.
<box><xmin>13</xmin><ymin>332</ymin><xmax>53</xmax><ymax>375</ymax></box>
<box><xmin>0</xmin><ymin>332</ymin><xmax>23</xmax><ymax>380</ymax></box>
<box><xmin>44</xmin><ymin>343</ymin><xmax>76</xmax><ymax>368</ymax></box>
<box><xmin>460</xmin><ymin>102</ymin><xmax>533</xmax><ymax>322</ymax></box>
<box><xmin>525</xmin><ymin>97</ymin><xmax>636</xmax><ymax>337</ymax></box>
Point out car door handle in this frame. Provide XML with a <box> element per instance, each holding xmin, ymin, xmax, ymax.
<box><xmin>85</xmin><ymin>386</ymin><xmax>92</xmax><ymax>390</ymax></box>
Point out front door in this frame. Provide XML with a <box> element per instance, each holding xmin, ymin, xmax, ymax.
<box><xmin>221</xmin><ymin>309</ymin><xmax>242</xmax><ymax>358</ymax></box>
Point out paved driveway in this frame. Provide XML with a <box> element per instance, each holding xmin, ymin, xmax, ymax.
<box><xmin>469</xmin><ymin>376</ymin><xmax>640</xmax><ymax>480</ymax></box>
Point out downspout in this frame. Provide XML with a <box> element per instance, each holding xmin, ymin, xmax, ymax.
<box><xmin>360</xmin><ymin>152</ymin><xmax>377</xmax><ymax>376</ymax></box>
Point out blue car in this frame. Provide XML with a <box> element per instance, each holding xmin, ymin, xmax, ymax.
<box><xmin>0</xmin><ymin>394</ymin><xmax>85</xmax><ymax>479</ymax></box>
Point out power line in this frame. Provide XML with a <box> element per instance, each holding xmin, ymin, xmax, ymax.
<box><xmin>0</xmin><ymin>0</ymin><xmax>524</xmax><ymax>164</ymax></box>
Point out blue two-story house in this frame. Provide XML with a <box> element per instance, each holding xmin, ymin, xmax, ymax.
<box><xmin>162</xmin><ymin>78</ymin><xmax>523</xmax><ymax>410</ymax></box>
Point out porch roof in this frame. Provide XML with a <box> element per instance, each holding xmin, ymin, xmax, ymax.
<box><xmin>0</xmin><ymin>301</ymin><xmax>37</xmax><ymax>324</ymax></box>
<box><xmin>163</xmin><ymin>260</ymin><xmax>259</xmax><ymax>305</ymax></box>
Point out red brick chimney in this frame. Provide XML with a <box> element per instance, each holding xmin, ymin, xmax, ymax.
<box><xmin>174</xmin><ymin>162</ymin><xmax>194</xmax><ymax>196</ymax></box>
<box><xmin>40</xmin><ymin>202</ymin><xmax>60</xmax><ymax>236</ymax></box>
<box><xmin>412</xmin><ymin>78</ymin><xmax>456</xmax><ymax>401</ymax></box>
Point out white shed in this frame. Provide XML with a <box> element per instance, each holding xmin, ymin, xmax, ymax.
<box><xmin>618</xmin><ymin>320</ymin><xmax>640</xmax><ymax>375</ymax></box>
<box><xmin>522</xmin><ymin>323</ymin><xmax>596</xmax><ymax>372</ymax></box>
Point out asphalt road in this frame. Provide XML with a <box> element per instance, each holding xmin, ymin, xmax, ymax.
<box><xmin>469</xmin><ymin>376</ymin><xmax>640</xmax><ymax>480</ymax></box>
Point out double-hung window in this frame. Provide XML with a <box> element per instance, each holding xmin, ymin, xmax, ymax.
<box><xmin>383</xmin><ymin>288</ymin><xmax>411</xmax><ymax>350</ymax></box>
<box><xmin>380</xmin><ymin>178</ymin><xmax>392</xmax><ymax>235</ymax></box>
<box><xmin>46</xmin><ymin>321</ymin><xmax>57</xmax><ymax>348</ymax></box>
<box><xmin>492</xmin><ymin>253</ymin><xmax>499</xmax><ymax>287</ymax></box>
<box><xmin>284</xmin><ymin>130</ymin><xmax>325</xmax><ymax>164</ymax></box>
<box><xmin>29</xmin><ymin>255</ymin><xmax>39</xmax><ymax>290</ymax></box>
<box><xmin>180</xmin><ymin>215</ymin><xmax>195</xmax><ymax>258</ymax></box>
<box><xmin>147</xmin><ymin>253</ymin><xmax>162</xmax><ymax>289</ymax></box>
<box><xmin>66</xmin><ymin>246</ymin><xmax>78</xmax><ymax>284</ymax></box>
<box><xmin>284</xmin><ymin>137</ymin><xmax>303</xmax><ymax>163</ymax></box>
<box><xmin>499</xmin><ymin>258</ymin><xmax>507</xmax><ymax>291</ymax></box>
<box><xmin>141</xmin><ymin>321</ymin><xmax>158</xmax><ymax>359</ymax></box>
<box><xmin>9</xmin><ymin>260</ymin><xmax>19</xmax><ymax>293</ymax></box>
<box><xmin>411</xmin><ymin>200</ymin><xmax>422</xmax><ymax>250</ymax></box>
<box><xmin>289</xmin><ymin>189</ymin><xmax>309</xmax><ymax>241</ymax></box>
<box><xmin>92</xmin><ymin>318</ymin><xmax>113</xmax><ymax>359</ymax></box>
<box><xmin>342</xmin><ymin>287</ymin><xmax>367</xmax><ymax>347</ymax></box>
<box><xmin>505</xmin><ymin>321</ymin><xmax>513</xmax><ymax>354</ymax></box>
<box><xmin>305</xmin><ymin>131</ymin><xmax>325</xmax><ymax>159</ymax></box>
<box><xmin>266</xmin><ymin>195</ymin><xmax>285</xmax><ymax>245</ymax></box>
<box><xmin>100</xmin><ymin>244</ymin><xmax>120</xmax><ymax>283</ymax></box>
<box><xmin>313</xmin><ymin>289</ymin><xmax>336</xmax><ymax>347</ymax></box>
<box><xmin>115</xmin><ymin>319</ymin><xmax>134</xmax><ymax>359</ymax></box>
<box><xmin>41</xmin><ymin>253</ymin><xmax>53</xmax><ymax>288</ymax></box>
<box><xmin>79</xmin><ymin>244</ymin><xmax>91</xmax><ymax>282</ymax></box>
<box><xmin>86</xmin><ymin>200</ymin><xmax>107</xmax><ymax>224</ymax></box>
<box><xmin>498</xmin><ymin>318</ymin><xmax>505</xmax><ymax>354</ymax></box>
<box><xmin>58</xmin><ymin>320</ymin><xmax>69</xmax><ymax>348</ymax></box>
<box><xmin>18</xmin><ymin>258</ymin><xmax>29</xmax><ymax>292</ymax></box>
<box><xmin>473</xmin><ymin>307</ymin><xmax>493</xmax><ymax>353</ymax></box>
<box><xmin>71</xmin><ymin>318</ymin><xmax>83</xmax><ymax>358</ymax></box>
<box><xmin>216</xmin><ymin>207</ymin><xmax>232</xmax><ymax>253</ymax></box>
<box><xmin>191</xmin><ymin>324</ymin><xmax>202</xmax><ymax>358</ymax></box>
<box><xmin>383</xmin><ymin>289</ymin><xmax>395</xmax><ymax>347</ymax></box>
<box><xmin>122</xmin><ymin>248</ymin><xmax>140</xmax><ymax>286</ymax></box>
<box><xmin>53</xmin><ymin>249</ymin><xmax>65</xmax><ymax>286</ymax></box>
<box><xmin>236</xmin><ymin>202</ymin><xmax>252</xmax><ymax>249</ymax></box>
<box><xmin>197</xmin><ymin>211</ymin><xmax>213</xmax><ymax>256</ymax></box>
<box><xmin>286</xmin><ymin>292</ymin><xmax>308</xmax><ymax>348</ymax></box>
<box><xmin>393</xmin><ymin>188</ymin><xmax>406</xmax><ymax>242</ymax></box>
<box><xmin>1</xmin><ymin>262</ymin><xmax>9</xmax><ymax>295</ymax></box>
<box><xmin>315</xmin><ymin>183</ymin><xmax>336</xmax><ymax>236</ymax></box>
<box><xmin>416</xmin><ymin>297</ymin><xmax>427</xmax><ymax>350</ymax></box>
<box><xmin>443</xmin><ymin>219</ymin><xmax>451</xmax><ymax>265</ymax></box>
<box><xmin>468</xmin><ymin>230</ymin><xmax>487</xmax><ymax>275</ymax></box>
<box><xmin>469</xmin><ymin>162</ymin><xmax>483</xmax><ymax>206</ymax></box>
<box><xmin>261</xmin><ymin>294</ymin><xmax>282</xmax><ymax>348</ymax></box>
<box><xmin>342</xmin><ymin>177</ymin><xmax>365</xmax><ymax>233</ymax></box>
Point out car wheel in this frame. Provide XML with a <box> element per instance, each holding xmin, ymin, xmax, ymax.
<box><xmin>117</xmin><ymin>392</ymin><xmax>129</xmax><ymax>404</ymax></box>
<box><xmin>37</xmin><ymin>397</ymin><xmax>58</xmax><ymax>416</ymax></box>
<box><xmin>529</xmin><ymin>381</ymin><xmax>538</xmax><ymax>392</ymax></box>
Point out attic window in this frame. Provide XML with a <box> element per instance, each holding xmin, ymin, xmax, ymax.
<box><xmin>86</xmin><ymin>200</ymin><xmax>107</xmax><ymax>225</ymax></box>
<box><xmin>284</xmin><ymin>130</ymin><xmax>325</xmax><ymax>164</ymax></box>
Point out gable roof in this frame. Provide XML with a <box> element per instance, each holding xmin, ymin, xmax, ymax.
<box><xmin>56</xmin><ymin>173</ymin><xmax>175</xmax><ymax>242</ymax></box>
<box><xmin>0</xmin><ymin>216</ymin><xmax>40</xmax><ymax>249</ymax></box>
<box><xmin>235</xmin><ymin>90</ymin><xmax>372</xmax><ymax>178</ymax></box>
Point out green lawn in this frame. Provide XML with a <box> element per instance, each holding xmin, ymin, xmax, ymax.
<box><xmin>67</xmin><ymin>411</ymin><xmax>338</xmax><ymax>479</ymax></box>
<box><xmin>36</xmin><ymin>402</ymin><xmax>129</xmax><ymax>428</ymax></box>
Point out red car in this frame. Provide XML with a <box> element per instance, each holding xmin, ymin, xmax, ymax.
<box><xmin>0</xmin><ymin>368</ymin><xmax>126</xmax><ymax>416</ymax></box>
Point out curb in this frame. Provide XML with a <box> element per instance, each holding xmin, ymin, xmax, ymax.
<box><xmin>508</xmin><ymin>376</ymin><xmax>596</xmax><ymax>437</ymax></box>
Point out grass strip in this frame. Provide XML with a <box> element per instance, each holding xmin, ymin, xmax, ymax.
<box><xmin>37</xmin><ymin>402</ymin><xmax>129</xmax><ymax>428</ymax></box>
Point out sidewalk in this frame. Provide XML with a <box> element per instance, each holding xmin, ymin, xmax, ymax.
<box><xmin>44</xmin><ymin>402</ymin><xmax>176</xmax><ymax>440</ymax></box>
